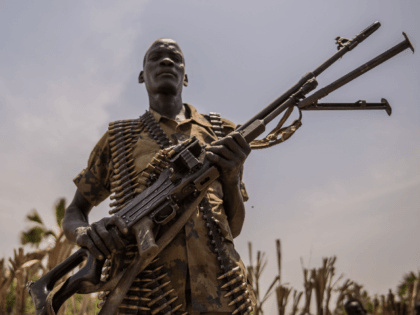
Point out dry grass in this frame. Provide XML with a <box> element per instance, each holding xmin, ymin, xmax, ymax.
<box><xmin>0</xmin><ymin>240</ymin><xmax>101</xmax><ymax>314</ymax></box>
<box><xmin>3</xmin><ymin>202</ymin><xmax>420</xmax><ymax>315</ymax></box>
<box><xmin>1</xmin><ymin>200</ymin><xmax>101</xmax><ymax>314</ymax></box>
<box><xmin>247</xmin><ymin>239</ymin><xmax>420</xmax><ymax>315</ymax></box>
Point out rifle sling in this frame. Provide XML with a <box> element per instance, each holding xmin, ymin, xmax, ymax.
<box><xmin>250</xmin><ymin>105</ymin><xmax>303</xmax><ymax>150</ymax></box>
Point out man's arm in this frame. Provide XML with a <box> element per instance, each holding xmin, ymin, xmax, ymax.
<box><xmin>62</xmin><ymin>189</ymin><xmax>128</xmax><ymax>260</ymax></box>
<box><xmin>205</xmin><ymin>132</ymin><xmax>250</xmax><ymax>238</ymax></box>
<box><xmin>219</xmin><ymin>178</ymin><xmax>245</xmax><ymax>239</ymax></box>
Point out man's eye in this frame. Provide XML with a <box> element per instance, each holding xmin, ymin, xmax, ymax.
<box><xmin>149</xmin><ymin>55</ymin><xmax>160</xmax><ymax>61</ymax></box>
<box><xmin>172</xmin><ymin>55</ymin><xmax>182</xmax><ymax>62</ymax></box>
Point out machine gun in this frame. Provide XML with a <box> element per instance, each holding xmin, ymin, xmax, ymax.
<box><xmin>27</xmin><ymin>21</ymin><xmax>414</xmax><ymax>315</ymax></box>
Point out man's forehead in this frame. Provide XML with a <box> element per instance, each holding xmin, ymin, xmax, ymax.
<box><xmin>147</xmin><ymin>39</ymin><xmax>183</xmax><ymax>55</ymax></box>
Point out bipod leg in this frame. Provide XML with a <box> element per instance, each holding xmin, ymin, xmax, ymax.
<box><xmin>300</xmin><ymin>98</ymin><xmax>392</xmax><ymax>116</ymax></box>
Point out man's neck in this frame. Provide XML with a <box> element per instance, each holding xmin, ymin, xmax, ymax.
<box><xmin>148</xmin><ymin>93</ymin><xmax>183</xmax><ymax>120</ymax></box>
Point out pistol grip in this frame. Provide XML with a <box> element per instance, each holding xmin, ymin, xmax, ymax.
<box><xmin>132</xmin><ymin>216</ymin><xmax>159</xmax><ymax>260</ymax></box>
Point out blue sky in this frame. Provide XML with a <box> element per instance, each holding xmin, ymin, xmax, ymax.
<box><xmin>1</xmin><ymin>0</ymin><xmax>419</xmax><ymax>311</ymax></box>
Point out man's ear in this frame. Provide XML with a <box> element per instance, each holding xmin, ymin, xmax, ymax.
<box><xmin>183</xmin><ymin>74</ymin><xmax>188</xmax><ymax>87</ymax></box>
<box><xmin>138</xmin><ymin>71</ymin><xmax>145</xmax><ymax>84</ymax></box>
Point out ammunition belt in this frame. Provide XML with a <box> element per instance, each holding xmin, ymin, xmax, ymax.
<box><xmin>208</xmin><ymin>112</ymin><xmax>225</xmax><ymax>139</ymax></box>
<box><xmin>199</xmin><ymin>199</ymin><xmax>253</xmax><ymax>315</ymax></box>
<box><xmin>117</xmin><ymin>248</ymin><xmax>185</xmax><ymax>315</ymax></box>
<box><xmin>140</xmin><ymin>110</ymin><xmax>173</xmax><ymax>149</ymax></box>
<box><xmin>108</xmin><ymin>118</ymin><xmax>144</xmax><ymax>215</ymax></box>
<box><xmin>99</xmin><ymin>112</ymin><xmax>183</xmax><ymax>315</ymax></box>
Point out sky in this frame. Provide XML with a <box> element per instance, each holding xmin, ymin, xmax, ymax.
<box><xmin>1</xmin><ymin>0</ymin><xmax>419</xmax><ymax>312</ymax></box>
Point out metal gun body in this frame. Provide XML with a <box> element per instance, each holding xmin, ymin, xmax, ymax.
<box><xmin>116</xmin><ymin>138</ymin><xmax>220</xmax><ymax>229</ymax></box>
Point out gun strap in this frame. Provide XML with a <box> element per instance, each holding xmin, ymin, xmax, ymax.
<box><xmin>250</xmin><ymin>105</ymin><xmax>303</xmax><ymax>150</ymax></box>
<box><xmin>206</xmin><ymin>109</ymin><xmax>300</xmax><ymax>151</ymax></box>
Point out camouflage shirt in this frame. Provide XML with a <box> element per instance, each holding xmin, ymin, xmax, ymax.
<box><xmin>73</xmin><ymin>104</ymin><xmax>255</xmax><ymax>313</ymax></box>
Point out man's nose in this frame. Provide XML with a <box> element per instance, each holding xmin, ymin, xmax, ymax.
<box><xmin>160</xmin><ymin>58</ymin><xmax>174</xmax><ymax>66</ymax></box>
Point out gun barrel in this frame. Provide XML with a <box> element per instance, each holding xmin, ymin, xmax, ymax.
<box><xmin>353</xmin><ymin>21</ymin><xmax>382</xmax><ymax>45</ymax></box>
<box><xmin>312</xmin><ymin>21</ymin><xmax>381</xmax><ymax>77</ymax></box>
<box><xmin>300</xmin><ymin>32</ymin><xmax>414</xmax><ymax>108</ymax></box>
<box><xmin>238</xmin><ymin>22</ymin><xmax>380</xmax><ymax>132</ymax></box>
<box><xmin>237</xmin><ymin>72</ymin><xmax>314</xmax><ymax>131</ymax></box>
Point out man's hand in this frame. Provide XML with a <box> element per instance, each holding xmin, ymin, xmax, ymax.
<box><xmin>74</xmin><ymin>216</ymin><xmax>128</xmax><ymax>261</ymax></box>
<box><xmin>205</xmin><ymin>132</ymin><xmax>251</xmax><ymax>185</ymax></box>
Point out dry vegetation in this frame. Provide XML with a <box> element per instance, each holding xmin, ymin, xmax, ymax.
<box><xmin>1</xmin><ymin>199</ymin><xmax>99</xmax><ymax>314</ymax></box>
<box><xmin>1</xmin><ymin>199</ymin><xmax>419</xmax><ymax>314</ymax></box>
<box><xmin>247</xmin><ymin>239</ymin><xmax>420</xmax><ymax>315</ymax></box>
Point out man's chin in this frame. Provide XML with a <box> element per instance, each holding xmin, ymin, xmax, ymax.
<box><xmin>155</xmin><ymin>84</ymin><xmax>180</xmax><ymax>95</ymax></box>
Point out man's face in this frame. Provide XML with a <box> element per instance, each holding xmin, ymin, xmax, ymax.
<box><xmin>141</xmin><ymin>39</ymin><xmax>186</xmax><ymax>95</ymax></box>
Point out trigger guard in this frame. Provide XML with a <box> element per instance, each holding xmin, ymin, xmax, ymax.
<box><xmin>154</xmin><ymin>204</ymin><xmax>177</xmax><ymax>225</ymax></box>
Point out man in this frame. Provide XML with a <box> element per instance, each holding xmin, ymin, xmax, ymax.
<box><xmin>62</xmin><ymin>38</ymin><xmax>255</xmax><ymax>315</ymax></box>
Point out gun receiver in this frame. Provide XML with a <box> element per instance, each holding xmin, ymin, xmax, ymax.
<box><xmin>27</xmin><ymin>22</ymin><xmax>414</xmax><ymax>315</ymax></box>
<box><xmin>115</xmin><ymin>137</ymin><xmax>220</xmax><ymax>260</ymax></box>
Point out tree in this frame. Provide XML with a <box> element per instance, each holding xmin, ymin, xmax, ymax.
<box><xmin>20</xmin><ymin>198</ymin><xmax>66</xmax><ymax>248</ymax></box>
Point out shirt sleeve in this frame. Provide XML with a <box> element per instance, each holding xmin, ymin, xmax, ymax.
<box><xmin>73</xmin><ymin>131</ymin><xmax>112</xmax><ymax>206</ymax></box>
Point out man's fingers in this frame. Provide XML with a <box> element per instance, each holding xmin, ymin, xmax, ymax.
<box><xmin>206</xmin><ymin>145</ymin><xmax>238</xmax><ymax>161</ymax></box>
<box><xmin>88</xmin><ymin>228</ymin><xmax>111</xmax><ymax>258</ymax></box>
<box><xmin>108</xmin><ymin>216</ymin><xmax>129</xmax><ymax>235</ymax></box>
<box><xmin>208</xmin><ymin>134</ymin><xmax>250</xmax><ymax>160</ymax></box>
<box><xmin>94</xmin><ymin>223</ymin><xmax>116</xmax><ymax>255</ymax></box>
<box><xmin>76</xmin><ymin>233</ymin><xmax>104</xmax><ymax>261</ymax></box>
<box><xmin>86</xmin><ymin>243</ymin><xmax>105</xmax><ymax>261</ymax></box>
<box><xmin>211</xmin><ymin>136</ymin><xmax>238</xmax><ymax>153</ymax></box>
<box><xmin>108</xmin><ymin>216</ymin><xmax>129</xmax><ymax>250</ymax></box>
<box><xmin>109</xmin><ymin>227</ymin><xmax>127</xmax><ymax>250</ymax></box>
<box><xmin>219</xmin><ymin>137</ymin><xmax>241</xmax><ymax>155</ymax></box>
<box><xmin>231</xmin><ymin>133</ymin><xmax>251</xmax><ymax>154</ymax></box>
<box><xmin>205</xmin><ymin>151</ymin><xmax>232</xmax><ymax>169</ymax></box>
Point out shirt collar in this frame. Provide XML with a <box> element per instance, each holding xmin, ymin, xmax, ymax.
<box><xmin>149</xmin><ymin>103</ymin><xmax>213</xmax><ymax>128</ymax></box>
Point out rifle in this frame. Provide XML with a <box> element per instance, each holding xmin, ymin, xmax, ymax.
<box><xmin>27</xmin><ymin>21</ymin><xmax>414</xmax><ymax>315</ymax></box>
